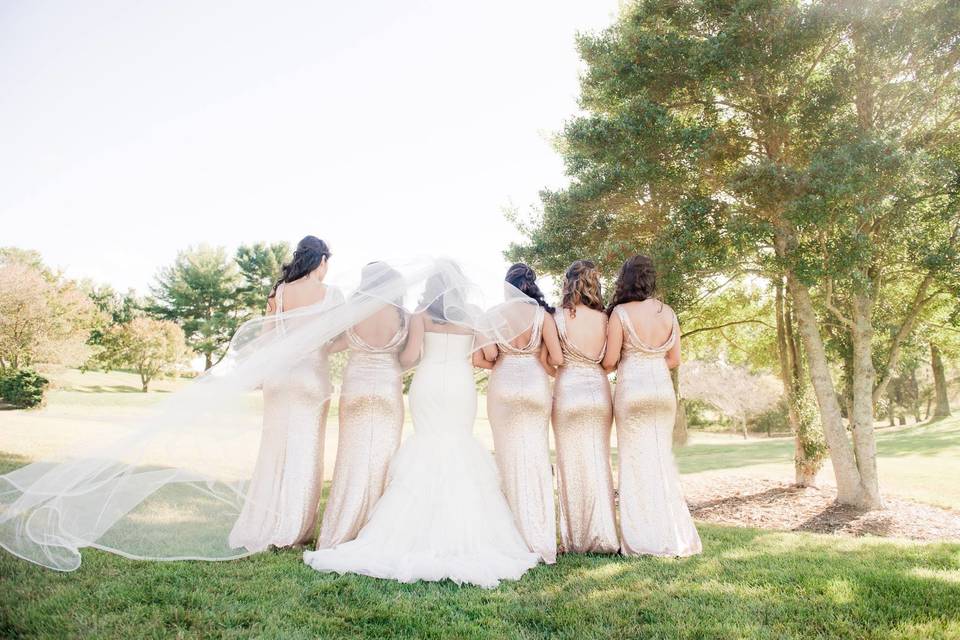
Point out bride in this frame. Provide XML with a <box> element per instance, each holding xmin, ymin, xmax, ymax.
<box><xmin>304</xmin><ymin>263</ymin><xmax>540</xmax><ymax>589</ymax></box>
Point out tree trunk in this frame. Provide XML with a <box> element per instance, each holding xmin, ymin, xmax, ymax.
<box><xmin>849</xmin><ymin>292</ymin><xmax>884</xmax><ymax>509</ymax></box>
<box><xmin>777</xmin><ymin>281</ymin><xmax>811</xmax><ymax>485</ymax></box>
<box><xmin>931</xmin><ymin>342</ymin><xmax>951</xmax><ymax>418</ymax></box>
<box><xmin>786</xmin><ymin>272</ymin><xmax>865</xmax><ymax>505</ymax></box>
<box><xmin>671</xmin><ymin>368</ymin><xmax>689</xmax><ymax>446</ymax></box>
<box><xmin>204</xmin><ymin>351</ymin><xmax>213</xmax><ymax>370</ymax></box>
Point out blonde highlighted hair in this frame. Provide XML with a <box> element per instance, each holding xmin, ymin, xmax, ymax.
<box><xmin>561</xmin><ymin>259</ymin><xmax>604</xmax><ymax>317</ymax></box>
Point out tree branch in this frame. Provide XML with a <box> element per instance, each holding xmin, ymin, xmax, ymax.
<box><xmin>681</xmin><ymin>318</ymin><xmax>777</xmax><ymax>339</ymax></box>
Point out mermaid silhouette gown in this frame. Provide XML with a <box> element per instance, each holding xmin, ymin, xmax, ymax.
<box><xmin>228</xmin><ymin>283</ymin><xmax>343</xmax><ymax>552</ymax></box>
<box><xmin>613</xmin><ymin>305</ymin><xmax>701</xmax><ymax>557</ymax></box>
<box><xmin>315</xmin><ymin>317</ymin><xmax>407</xmax><ymax>549</ymax></box>
<box><xmin>486</xmin><ymin>306</ymin><xmax>557</xmax><ymax>564</ymax></box>
<box><xmin>303</xmin><ymin>332</ymin><xmax>539</xmax><ymax>588</ymax></box>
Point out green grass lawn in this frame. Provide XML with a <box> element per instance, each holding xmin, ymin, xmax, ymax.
<box><xmin>2</xmin><ymin>370</ymin><xmax>959</xmax><ymax>638</ymax></box>
<box><xmin>1</xmin><ymin>526</ymin><xmax>958</xmax><ymax>639</ymax></box>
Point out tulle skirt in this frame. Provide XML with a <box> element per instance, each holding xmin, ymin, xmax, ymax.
<box><xmin>303</xmin><ymin>428</ymin><xmax>539</xmax><ymax>588</ymax></box>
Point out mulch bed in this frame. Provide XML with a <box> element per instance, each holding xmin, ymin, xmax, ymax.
<box><xmin>682</xmin><ymin>475</ymin><xmax>960</xmax><ymax>542</ymax></box>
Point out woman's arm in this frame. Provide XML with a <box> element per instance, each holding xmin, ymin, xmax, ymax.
<box><xmin>665</xmin><ymin>314</ymin><xmax>681</xmax><ymax>369</ymax></box>
<box><xmin>399</xmin><ymin>313</ymin><xmax>425</xmax><ymax>370</ymax></box>
<box><xmin>480</xmin><ymin>341</ymin><xmax>498</xmax><ymax>364</ymax></box>
<box><xmin>473</xmin><ymin>349</ymin><xmax>494</xmax><ymax>370</ymax></box>
<box><xmin>601</xmin><ymin>310</ymin><xmax>624</xmax><ymax>373</ymax></box>
<box><xmin>541</xmin><ymin>313</ymin><xmax>564</xmax><ymax>367</ymax></box>
<box><xmin>539</xmin><ymin>343</ymin><xmax>558</xmax><ymax>377</ymax></box>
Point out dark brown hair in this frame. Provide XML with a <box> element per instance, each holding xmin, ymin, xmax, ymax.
<box><xmin>561</xmin><ymin>260</ymin><xmax>604</xmax><ymax>317</ymax></box>
<box><xmin>606</xmin><ymin>254</ymin><xmax>657</xmax><ymax>314</ymax></box>
<box><xmin>505</xmin><ymin>263</ymin><xmax>554</xmax><ymax>313</ymax></box>
<box><xmin>270</xmin><ymin>236</ymin><xmax>331</xmax><ymax>297</ymax></box>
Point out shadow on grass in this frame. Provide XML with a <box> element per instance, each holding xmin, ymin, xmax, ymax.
<box><xmin>66</xmin><ymin>384</ymin><xmax>173</xmax><ymax>394</ymax></box>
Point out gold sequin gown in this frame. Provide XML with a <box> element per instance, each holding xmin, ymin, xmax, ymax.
<box><xmin>316</xmin><ymin>318</ymin><xmax>408</xmax><ymax>549</ymax></box>
<box><xmin>487</xmin><ymin>306</ymin><xmax>557</xmax><ymax>564</ymax></box>
<box><xmin>613</xmin><ymin>306</ymin><xmax>701</xmax><ymax>557</ymax></box>
<box><xmin>551</xmin><ymin>310</ymin><xmax>619</xmax><ymax>554</ymax></box>
<box><xmin>228</xmin><ymin>283</ymin><xmax>342</xmax><ymax>552</ymax></box>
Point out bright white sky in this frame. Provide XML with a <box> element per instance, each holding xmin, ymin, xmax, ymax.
<box><xmin>0</xmin><ymin>0</ymin><xmax>621</xmax><ymax>296</ymax></box>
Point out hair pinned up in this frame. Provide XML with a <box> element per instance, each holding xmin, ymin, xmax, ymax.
<box><xmin>505</xmin><ymin>263</ymin><xmax>554</xmax><ymax>313</ymax></box>
<box><xmin>561</xmin><ymin>260</ymin><xmax>604</xmax><ymax>317</ymax></box>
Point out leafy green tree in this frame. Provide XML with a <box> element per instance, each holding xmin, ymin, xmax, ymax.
<box><xmin>86</xmin><ymin>284</ymin><xmax>141</xmax><ymax>349</ymax></box>
<box><xmin>149</xmin><ymin>245</ymin><xmax>242</xmax><ymax>369</ymax></box>
<box><xmin>511</xmin><ymin>0</ymin><xmax>959</xmax><ymax>508</ymax></box>
<box><xmin>235</xmin><ymin>242</ymin><xmax>290</xmax><ymax>313</ymax></box>
<box><xmin>98</xmin><ymin>317</ymin><xmax>191</xmax><ymax>391</ymax></box>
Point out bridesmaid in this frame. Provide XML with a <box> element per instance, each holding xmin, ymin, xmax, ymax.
<box><xmin>316</xmin><ymin>262</ymin><xmax>408</xmax><ymax>549</ymax></box>
<box><xmin>602</xmin><ymin>255</ymin><xmax>701</xmax><ymax>557</ymax></box>
<box><xmin>229</xmin><ymin>236</ymin><xmax>343</xmax><ymax>552</ymax></box>
<box><xmin>551</xmin><ymin>260</ymin><xmax>619</xmax><ymax>554</ymax></box>
<box><xmin>484</xmin><ymin>264</ymin><xmax>563</xmax><ymax>564</ymax></box>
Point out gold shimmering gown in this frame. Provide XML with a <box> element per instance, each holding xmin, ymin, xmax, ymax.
<box><xmin>228</xmin><ymin>283</ymin><xmax>342</xmax><ymax>552</ymax></box>
<box><xmin>486</xmin><ymin>306</ymin><xmax>557</xmax><ymax>564</ymax></box>
<box><xmin>316</xmin><ymin>317</ymin><xmax>408</xmax><ymax>549</ymax></box>
<box><xmin>613</xmin><ymin>306</ymin><xmax>701</xmax><ymax>557</ymax></box>
<box><xmin>551</xmin><ymin>310</ymin><xmax>619</xmax><ymax>554</ymax></box>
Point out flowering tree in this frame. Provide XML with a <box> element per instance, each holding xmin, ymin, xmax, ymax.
<box><xmin>680</xmin><ymin>360</ymin><xmax>782</xmax><ymax>439</ymax></box>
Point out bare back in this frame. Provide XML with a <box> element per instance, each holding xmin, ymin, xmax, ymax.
<box><xmin>619</xmin><ymin>300</ymin><xmax>675</xmax><ymax>348</ymax></box>
<box><xmin>352</xmin><ymin>305</ymin><xmax>405</xmax><ymax>349</ymax></box>
<box><xmin>270</xmin><ymin>279</ymin><xmax>328</xmax><ymax>313</ymax></box>
<box><xmin>423</xmin><ymin>315</ymin><xmax>475</xmax><ymax>335</ymax></box>
<box><xmin>558</xmin><ymin>305</ymin><xmax>607</xmax><ymax>360</ymax></box>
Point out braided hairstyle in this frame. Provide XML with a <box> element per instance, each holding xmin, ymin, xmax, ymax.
<box><xmin>606</xmin><ymin>254</ymin><xmax>657</xmax><ymax>315</ymax></box>
<box><xmin>270</xmin><ymin>235</ymin><xmax>331</xmax><ymax>297</ymax></box>
<box><xmin>561</xmin><ymin>260</ymin><xmax>604</xmax><ymax>317</ymax></box>
<box><xmin>505</xmin><ymin>263</ymin><xmax>554</xmax><ymax>313</ymax></box>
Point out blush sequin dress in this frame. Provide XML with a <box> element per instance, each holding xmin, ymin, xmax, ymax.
<box><xmin>612</xmin><ymin>305</ymin><xmax>701</xmax><ymax>557</ymax></box>
<box><xmin>228</xmin><ymin>283</ymin><xmax>342</xmax><ymax>552</ymax></box>
<box><xmin>315</xmin><ymin>315</ymin><xmax>408</xmax><ymax>549</ymax></box>
<box><xmin>551</xmin><ymin>310</ymin><xmax>619</xmax><ymax>554</ymax></box>
<box><xmin>486</xmin><ymin>305</ymin><xmax>557</xmax><ymax>564</ymax></box>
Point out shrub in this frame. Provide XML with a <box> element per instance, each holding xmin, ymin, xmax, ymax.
<box><xmin>0</xmin><ymin>369</ymin><xmax>49</xmax><ymax>408</ymax></box>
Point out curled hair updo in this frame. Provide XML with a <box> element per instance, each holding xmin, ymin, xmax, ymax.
<box><xmin>270</xmin><ymin>235</ymin><xmax>331</xmax><ymax>296</ymax></box>
<box><xmin>561</xmin><ymin>260</ymin><xmax>604</xmax><ymax>317</ymax></box>
<box><xmin>505</xmin><ymin>263</ymin><xmax>554</xmax><ymax>313</ymax></box>
<box><xmin>606</xmin><ymin>254</ymin><xmax>657</xmax><ymax>315</ymax></box>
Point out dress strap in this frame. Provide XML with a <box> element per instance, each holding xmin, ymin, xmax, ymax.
<box><xmin>275</xmin><ymin>283</ymin><xmax>287</xmax><ymax>334</ymax></box>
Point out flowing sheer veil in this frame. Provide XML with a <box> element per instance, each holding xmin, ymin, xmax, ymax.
<box><xmin>0</xmin><ymin>257</ymin><xmax>537</xmax><ymax>571</ymax></box>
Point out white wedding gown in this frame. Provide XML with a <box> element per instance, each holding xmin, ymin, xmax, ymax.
<box><xmin>303</xmin><ymin>332</ymin><xmax>540</xmax><ymax>588</ymax></box>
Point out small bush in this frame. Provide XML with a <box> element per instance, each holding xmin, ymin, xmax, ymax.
<box><xmin>0</xmin><ymin>369</ymin><xmax>49</xmax><ymax>408</ymax></box>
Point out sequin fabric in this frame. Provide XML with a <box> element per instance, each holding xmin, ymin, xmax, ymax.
<box><xmin>551</xmin><ymin>310</ymin><xmax>619</xmax><ymax>554</ymax></box>
<box><xmin>613</xmin><ymin>305</ymin><xmax>701</xmax><ymax>557</ymax></box>
<box><xmin>316</xmin><ymin>315</ymin><xmax>408</xmax><ymax>549</ymax></box>
<box><xmin>487</xmin><ymin>306</ymin><xmax>557</xmax><ymax>564</ymax></box>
